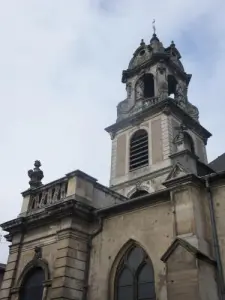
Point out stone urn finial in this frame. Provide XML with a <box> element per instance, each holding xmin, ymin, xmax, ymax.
<box><xmin>28</xmin><ymin>160</ymin><xmax>44</xmax><ymax>189</ymax></box>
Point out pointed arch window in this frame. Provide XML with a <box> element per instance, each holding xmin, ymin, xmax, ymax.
<box><xmin>130</xmin><ymin>129</ymin><xmax>149</xmax><ymax>171</ymax></box>
<box><xmin>19</xmin><ymin>267</ymin><xmax>44</xmax><ymax>300</ymax></box>
<box><xmin>115</xmin><ymin>246</ymin><xmax>156</xmax><ymax>300</ymax></box>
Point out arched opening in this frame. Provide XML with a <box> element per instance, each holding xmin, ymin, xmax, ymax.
<box><xmin>184</xmin><ymin>132</ymin><xmax>195</xmax><ymax>154</ymax></box>
<box><xmin>130</xmin><ymin>130</ymin><xmax>149</xmax><ymax>171</ymax></box>
<box><xmin>167</xmin><ymin>75</ymin><xmax>177</xmax><ymax>98</ymax></box>
<box><xmin>135</xmin><ymin>74</ymin><xmax>155</xmax><ymax>101</ymax></box>
<box><xmin>115</xmin><ymin>245</ymin><xmax>156</xmax><ymax>300</ymax></box>
<box><xmin>143</xmin><ymin>74</ymin><xmax>154</xmax><ymax>98</ymax></box>
<box><xmin>19</xmin><ymin>267</ymin><xmax>44</xmax><ymax>300</ymax></box>
<box><xmin>130</xmin><ymin>190</ymin><xmax>149</xmax><ymax>199</ymax></box>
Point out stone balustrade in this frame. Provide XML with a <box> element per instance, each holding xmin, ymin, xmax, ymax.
<box><xmin>29</xmin><ymin>178</ymin><xmax>68</xmax><ymax>211</ymax></box>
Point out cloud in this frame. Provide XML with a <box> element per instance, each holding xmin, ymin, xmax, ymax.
<box><xmin>0</xmin><ymin>0</ymin><xmax>224</xmax><ymax>262</ymax></box>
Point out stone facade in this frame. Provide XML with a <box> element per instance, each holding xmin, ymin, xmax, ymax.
<box><xmin>0</xmin><ymin>33</ymin><xmax>225</xmax><ymax>300</ymax></box>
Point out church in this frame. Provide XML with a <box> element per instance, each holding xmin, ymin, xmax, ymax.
<box><xmin>1</xmin><ymin>32</ymin><xmax>225</xmax><ymax>300</ymax></box>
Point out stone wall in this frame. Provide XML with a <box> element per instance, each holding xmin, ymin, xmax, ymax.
<box><xmin>110</xmin><ymin>112</ymin><xmax>172</xmax><ymax>196</ymax></box>
<box><xmin>210</xmin><ymin>178</ymin><xmax>225</xmax><ymax>279</ymax></box>
<box><xmin>0</xmin><ymin>216</ymin><xmax>90</xmax><ymax>300</ymax></box>
<box><xmin>88</xmin><ymin>199</ymin><xmax>173</xmax><ymax>300</ymax></box>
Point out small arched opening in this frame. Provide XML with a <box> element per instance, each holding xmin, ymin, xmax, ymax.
<box><xmin>130</xmin><ymin>190</ymin><xmax>149</xmax><ymax>199</ymax></box>
<box><xmin>130</xmin><ymin>129</ymin><xmax>149</xmax><ymax>171</ymax></box>
<box><xmin>184</xmin><ymin>132</ymin><xmax>195</xmax><ymax>154</ymax></box>
<box><xmin>19</xmin><ymin>267</ymin><xmax>45</xmax><ymax>300</ymax></box>
<box><xmin>143</xmin><ymin>74</ymin><xmax>155</xmax><ymax>98</ymax></box>
<box><xmin>167</xmin><ymin>75</ymin><xmax>177</xmax><ymax>98</ymax></box>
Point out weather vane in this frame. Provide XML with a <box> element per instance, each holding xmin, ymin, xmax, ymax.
<box><xmin>152</xmin><ymin>19</ymin><xmax>156</xmax><ymax>34</ymax></box>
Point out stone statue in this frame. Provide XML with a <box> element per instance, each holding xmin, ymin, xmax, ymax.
<box><xmin>135</xmin><ymin>78</ymin><xmax>144</xmax><ymax>100</ymax></box>
<box><xmin>175</xmin><ymin>80</ymin><xmax>188</xmax><ymax>104</ymax></box>
<box><xmin>157</xmin><ymin>61</ymin><xmax>168</xmax><ymax>100</ymax></box>
<box><xmin>28</xmin><ymin>160</ymin><xmax>44</xmax><ymax>189</ymax></box>
<box><xmin>126</xmin><ymin>82</ymin><xmax>132</xmax><ymax>99</ymax></box>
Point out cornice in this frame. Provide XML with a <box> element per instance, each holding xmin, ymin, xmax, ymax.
<box><xmin>105</xmin><ymin>99</ymin><xmax>211</xmax><ymax>142</ymax></box>
<box><xmin>96</xmin><ymin>188</ymin><xmax>170</xmax><ymax>218</ymax></box>
<box><xmin>0</xmin><ymin>198</ymin><xmax>94</xmax><ymax>234</ymax></box>
<box><xmin>163</xmin><ymin>173</ymin><xmax>205</xmax><ymax>189</ymax></box>
<box><xmin>122</xmin><ymin>53</ymin><xmax>190</xmax><ymax>83</ymax></box>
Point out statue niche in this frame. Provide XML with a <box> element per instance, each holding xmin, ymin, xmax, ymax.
<box><xmin>135</xmin><ymin>74</ymin><xmax>155</xmax><ymax>101</ymax></box>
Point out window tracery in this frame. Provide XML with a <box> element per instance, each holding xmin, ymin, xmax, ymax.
<box><xmin>115</xmin><ymin>245</ymin><xmax>156</xmax><ymax>300</ymax></box>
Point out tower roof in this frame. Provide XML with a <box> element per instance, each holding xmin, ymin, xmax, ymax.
<box><xmin>124</xmin><ymin>34</ymin><xmax>187</xmax><ymax>83</ymax></box>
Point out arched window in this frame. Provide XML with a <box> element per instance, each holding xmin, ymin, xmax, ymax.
<box><xmin>130</xmin><ymin>130</ymin><xmax>149</xmax><ymax>171</ymax></box>
<box><xmin>115</xmin><ymin>245</ymin><xmax>156</xmax><ymax>300</ymax></box>
<box><xmin>130</xmin><ymin>190</ymin><xmax>149</xmax><ymax>199</ymax></box>
<box><xmin>167</xmin><ymin>75</ymin><xmax>177</xmax><ymax>97</ymax></box>
<box><xmin>184</xmin><ymin>132</ymin><xmax>195</xmax><ymax>154</ymax></box>
<box><xmin>19</xmin><ymin>267</ymin><xmax>44</xmax><ymax>300</ymax></box>
<box><xmin>135</xmin><ymin>75</ymin><xmax>155</xmax><ymax>101</ymax></box>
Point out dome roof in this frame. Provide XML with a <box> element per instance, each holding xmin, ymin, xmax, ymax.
<box><xmin>127</xmin><ymin>35</ymin><xmax>184</xmax><ymax>71</ymax></box>
<box><xmin>128</xmin><ymin>39</ymin><xmax>153</xmax><ymax>70</ymax></box>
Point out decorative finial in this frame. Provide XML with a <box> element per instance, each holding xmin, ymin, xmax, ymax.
<box><xmin>171</xmin><ymin>40</ymin><xmax>175</xmax><ymax>47</ymax></box>
<box><xmin>140</xmin><ymin>39</ymin><xmax>145</xmax><ymax>46</ymax></box>
<box><xmin>150</xmin><ymin>20</ymin><xmax>159</xmax><ymax>43</ymax></box>
<box><xmin>28</xmin><ymin>160</ymin><xmax>44</xmax><ymax>189</ymax></box>
<box><xmin>152</xmin><ymin>19</ymin><xmax>156</xmax><ymax>34</ymax></box>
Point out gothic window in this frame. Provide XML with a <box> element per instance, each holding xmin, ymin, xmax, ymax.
<box><xmin>130</xmin><ymin>130</ymin><xmax>148</xmax><ymax>171</ymax></box>
<box><xmin>130</xmin><ymin>190</ymin><xmax>149</xmax><ymax>199</ymax></box>
<box><xmin>19</xmin><ymin>267</ymin><xmax>44</xmax><ymax>300</ymax></box>
<box><xmin>184</xmin><ymin>132</ymin><xmax>195</xmax><ymax>154</ymax></box>
<box><xmin>115</xmin><ymin>246</ymin><xmax>156</xmax><ymax>300</ymax></box>
<box><xmin>167</xmin><ymin>75</ymin><xmax>177</xmax><ymax>97</ymax></box>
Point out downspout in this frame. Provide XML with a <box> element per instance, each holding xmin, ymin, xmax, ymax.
<box><xmin>82</xmin><ymin>216</ymin><xmax>103</xmax><ymax>300</ymax></box>
<box><xmin>205</xmin><ymin>176</ymin><xmax>225</xmax><ymax>300</ymax></box>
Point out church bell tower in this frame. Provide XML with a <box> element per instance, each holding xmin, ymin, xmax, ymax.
<box><xmin>105</xmin><ymin>33</ymin><xmax>211</xmax><ymax>198</ymax></box>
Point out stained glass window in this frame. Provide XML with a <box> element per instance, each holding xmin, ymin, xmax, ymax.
<box><xmin>115</xmin><ymin>246</ymin><xmax>156</xmax><ymax>300</ymax></box>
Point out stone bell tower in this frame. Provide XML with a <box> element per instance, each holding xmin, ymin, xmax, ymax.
<box><xmin>105</xmin><ymin>33</ymin><xmax>212</xmax><ymax>198</ymax></box>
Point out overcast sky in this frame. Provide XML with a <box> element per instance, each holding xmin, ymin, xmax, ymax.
<box><xmin>0</xmin><ymin>0</ymin><xmax>225</xmax><ymax>262</ymax></box>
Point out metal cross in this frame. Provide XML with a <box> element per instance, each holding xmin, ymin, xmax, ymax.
<box><xmin>152</xmin><ymin>19</ymin><xmax>156</xmax><ymax>34</ymax></box>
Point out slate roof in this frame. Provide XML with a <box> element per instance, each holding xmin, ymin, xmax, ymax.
<box><xmin>209</xmin><ymin>153</ymin><xmax>225</xmax><ymax>172</ymax></box>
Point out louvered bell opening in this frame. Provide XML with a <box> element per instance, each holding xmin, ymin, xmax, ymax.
<box><xmin>130</xmin><ymin>130</ymin><xmax>149</xmax><ymax>171</ymax></box>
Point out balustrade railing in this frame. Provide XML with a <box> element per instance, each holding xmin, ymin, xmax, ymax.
<box><xmin>129</xmin><ymin>96</ymin><xmax>160</xmax><ymax>117</ymax></box>
<box><xmin>29</xmin><ymin>180</ymin><xmax>68</xmax><ymax>211</ymax></box>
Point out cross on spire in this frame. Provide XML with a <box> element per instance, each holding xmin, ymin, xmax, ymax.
<box><xmin>152</xmin><ymin>19</ymin><xmax>156</xmax><ymax>34</ymax></box>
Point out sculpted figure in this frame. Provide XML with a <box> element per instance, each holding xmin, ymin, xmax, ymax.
<box><xmin>175</xmin><ymin>80</ymin><xmax>188</xmax><ymax>103</ymax></box>
<box><xmin>157</xmin><ymin>61</ymin><xmax>168</xmax><ymax>100</ymax></box>
<box><xmin>135</xmin><ymin>78</ymin><xmax>144</xmax><ymax>100</ymax></box>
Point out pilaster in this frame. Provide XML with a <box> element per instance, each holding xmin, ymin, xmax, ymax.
<box><xmin>0</xmin><ymin>234</ymin><xmax>23</xmax><ymax>300</ymax></box>
<box><xmin>50</xmin><ymin>229</ymin><xmax>89</xmax><ymax>300</ymax></box>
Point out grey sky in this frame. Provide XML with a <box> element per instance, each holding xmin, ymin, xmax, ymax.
<box><xmin>0</xmin><ymin>0</ymin><xmax>224</xmax><ymax>262</ymax></box>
